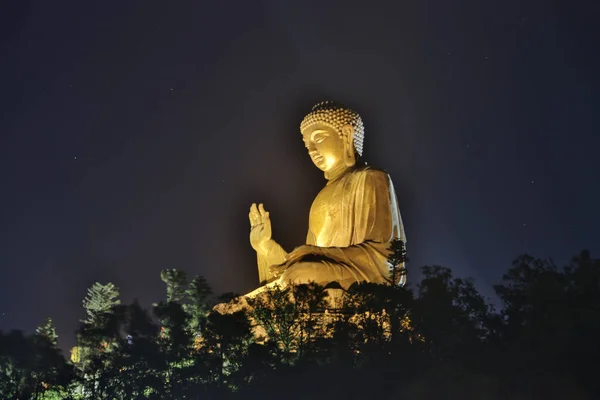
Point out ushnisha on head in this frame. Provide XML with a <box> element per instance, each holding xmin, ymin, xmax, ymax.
<box><xmin>300</xmin><ymin>101</ymin><xmax>364</xmax><ymax>156</ymax></box>
<box><xmin>300</xmin><ymin>101</ymin><xmax>365</xmax><ymax>175</ymax></box>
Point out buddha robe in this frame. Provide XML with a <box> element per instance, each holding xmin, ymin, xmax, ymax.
<box><xmin>258</xmin><ymin>165</ymin><xmax>406</xmax><ymax>290</ymax></box>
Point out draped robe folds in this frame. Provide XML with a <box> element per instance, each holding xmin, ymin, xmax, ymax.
<box><xmin>256</xmin><ymin>165</ymin><xmax>406</xmax><ymax>289</ymax></box>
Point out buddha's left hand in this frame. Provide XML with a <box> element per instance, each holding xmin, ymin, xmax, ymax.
<box><xmin>285</xmin><ymin>245</ymin><xmax>321</xmax><ymax>264</ymax></box>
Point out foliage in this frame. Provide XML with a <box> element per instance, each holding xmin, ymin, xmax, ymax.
<box><xmin>35</xmin><ymin>318</ymin><xmax>59</xmax><ymax>348</ymax></box>
<box><xmin>81</xmin><ymin>282</ymin><xmax>121</xmax><ymax>326</ymax></box>
<box><xmin>0</xmin><ymin>324</ymin><xmax>72</xmax><ymax>400</ymax></box>
<box><xmin>388</xmin><ymin>238</ymin><xmax>408</xmax><ymax>285</ymax></box>
<box><xmin>2</xmin><ymin>250</ymin><xmax>600</xmax><ymax>399</ymax></box>
<box><xmin>160</xmin><ymin>269</ymin><xmax>188</xmax><ymax>303</ymax></box>
<box><xmin>247</xmin><ymin>283</ymin><xmax>329</xmax><ymax>365</ymax></box>
<box><xmin>185</xmin><ymin>275</ymin><xmax>213</xmax><ymax>334</ymax></box>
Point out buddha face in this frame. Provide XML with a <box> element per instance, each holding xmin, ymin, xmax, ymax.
<box><xmin>301</xmin><ymin>122</ymin><xmax>347</xmax><ymax>172</ymax></box>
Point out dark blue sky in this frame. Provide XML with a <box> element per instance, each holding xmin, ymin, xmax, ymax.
<box><xmin>1</xmin><ymin>0</ymin><xmax>598</xmax><ymax>351</ymax></box>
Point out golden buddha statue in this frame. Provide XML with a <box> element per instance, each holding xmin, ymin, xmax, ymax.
<box><xmin>247</xmin><ymin>101</ymin><xmax>406</xmax><ymax>295</ymax></box>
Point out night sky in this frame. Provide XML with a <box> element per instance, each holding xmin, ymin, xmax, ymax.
<box><xmin>1</xmin><ymin>0</ymin><xmax>598</xmax><ymax>351</ymax></box>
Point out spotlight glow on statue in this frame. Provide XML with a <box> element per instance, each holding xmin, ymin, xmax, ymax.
<box><xmin>248</xmin><ymin>101</ymin><xmax>406</xmax><ymax>296</ymax></box>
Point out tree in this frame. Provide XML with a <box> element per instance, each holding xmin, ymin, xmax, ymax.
<box><xmin>415</xmin><ymin>266</ymin><xmax>490</xmax><ymax>357</ymax></box>
<box><xmin>82</xmin><ymin>282</ymin><xmax>121</xmax><ymax>326</ymax></box>
<box><xmin>247</xmin><ymin>284</ymin><xmax>321</xmax><ymax>365</ymax></box>
<box><xmin>35</xmin><ymin>318</ymin><xmax>58</xmax><ymax>348</ymax></box>
<box><xmin>76</xmin><ymin>282</ymin><xmax>122</xmax><ymax>399</ymax></box>
<box><xmin>185</xmin><ymin>275</ymin><xmax>213</xmax><ymax>335</ymax></box>
<box><xmin>0</xmin><ymin>330</ymin><xmax>34</xmax><ymax>399</ymax></box>
<box><xmin>8</xmin><ymin>249</ymin><xmax>600</xmax><ymax>398</ymax></box>
<box><xmin>388</xmin><ymin>238</ymin><xmax>408</xmax><ymax>286</ymax></box>
<box><xmin>153</xmin><ymin>269</ymin><xmax>196</xmax><ymax>399</ymax></box>
<box><xmin>96</xmin><ymin>302</ymin><xmax>163</xmax><ymax>400</ymax></box>
<box><xmin>288</xmin><ymin>283</ymin><xmax>329</xmax><ymax>361</ymax></box>
<box><xmin>160</xmin><ymin>269</ymin><xmax>188</xmax><ymax>303</ymax></box>
<box><xmin>31</xmin><ymin>318</ymin><xmax>72</xmax><ymax>400</ymax></box>
<box><xmin>199</xmin><ymin>310</ymin><xmax>253</xmax><ymax>389</ymax></box>
<box><xmin>0</xmin><ymin>327</ymin><xmax>72</xmax><ymax>400</ymax></box>
<box><xmin>492</xmin><ymin>251</ymin><xmax>600</xmax><ymax>396</ymax></box>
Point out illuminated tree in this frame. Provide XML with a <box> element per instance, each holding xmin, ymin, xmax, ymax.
<box><xmin>247</xmin><ymin>283</ymin><xmax>328</xmax><ymax>366</ymax></box>
<box><xmin>154</xmin><ymin>269</ymin><xmax>194</xmax><ymax>398</ymax></box>
<box><xmin>77</xmin><ymin>282</ymin><xmax>122</xmax><ymax>399</ymax></box>
<box><xmin>82</xmin><ymin>282</ymin><xmax>121</xmax><ymax>326</ymax></box>
<box><xmin>160</xmin><ymin>269</ymin><xmax>188</xmax><ymax>303</ymax></box>
<box><xmin>35</xmin><ymin>318</ymin><xmax>58</xmax><ymax>348</ymax></box>
<box><xmin>388</xmin><ymin>238</ymin><xmax>408</xmax><ymax>286</ymax></box>
<box><xmin>31</xmin><ymin>318</ymin><xmax>72</xmax><ymax>400</ymax></box>
<box><xmin>185</xmin><ymin>275</ymin><xmax>213</xmax><ymax>335</ymax></box>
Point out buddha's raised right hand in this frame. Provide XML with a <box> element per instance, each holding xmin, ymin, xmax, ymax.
<box><xmin>249</xmin><ymin>203</ymin><xmax>272</xmax><ymax>253</ymax></box>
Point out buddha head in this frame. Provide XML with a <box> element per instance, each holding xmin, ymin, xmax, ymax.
<box><xmin>300</xmin><ymin>101</ymin><xmax>365</xmax><ymax>175</ymax></box>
